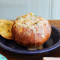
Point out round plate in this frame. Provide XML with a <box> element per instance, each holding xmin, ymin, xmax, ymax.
<box><xmin>0</xmin><ymin>26</ymin><xmax>60</xmax><ymax>54</ymax></box>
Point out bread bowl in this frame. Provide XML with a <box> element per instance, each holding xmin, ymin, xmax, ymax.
<box><xmin>12</xmin><ymin>13</ymin><xmax>51</xmax><ymax>48</ymax></box>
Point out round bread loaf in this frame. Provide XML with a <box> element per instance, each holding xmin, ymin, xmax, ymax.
<box><xmin>12</xmin><ymin>13</ymin><xmax>51</xmax><ymax>47</ymax></box>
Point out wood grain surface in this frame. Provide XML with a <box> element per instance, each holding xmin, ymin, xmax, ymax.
<box><xmin>0</xmin><ymin>20</ymin><xmax>60</xmax><ymax>60</ymax></box>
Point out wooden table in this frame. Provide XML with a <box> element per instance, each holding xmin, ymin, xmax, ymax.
<box><xmin>0</xmin><ymin>20</ymin><xmax>60</xmax><ymax>60</ymax></box>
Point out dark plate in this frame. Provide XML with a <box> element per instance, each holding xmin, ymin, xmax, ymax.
<box><xmin>0</xmin><ymin>26</ymin><xmax>60</xmax><ymax>54</ymax></box>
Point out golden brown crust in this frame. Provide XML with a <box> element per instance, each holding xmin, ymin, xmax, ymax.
<box><xmin>0</xmin><ymin>19</ymin><xmax>14</xmax><ymax>40</ymax></box>
<box><xmin>12</xmin><ymin>19</ymin><xmax>51</xmax><ymax>47</ymax></box>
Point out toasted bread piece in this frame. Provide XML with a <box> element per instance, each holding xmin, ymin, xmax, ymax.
<box><xmin>0</xmin><ymin>19</ymin><xmax>14</xmax><ymax>40</ymax></box>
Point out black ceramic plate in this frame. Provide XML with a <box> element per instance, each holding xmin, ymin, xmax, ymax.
<box><xmin>0</xmin><ymin>26</ymin><xmax>60</xmax><ymax>54</ymax></box>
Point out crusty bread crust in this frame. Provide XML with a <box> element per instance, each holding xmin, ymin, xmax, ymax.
<box><xmin>12</xmin><ymin>18</ymin><xmax>51</xmax><ymax>47</ymax></box>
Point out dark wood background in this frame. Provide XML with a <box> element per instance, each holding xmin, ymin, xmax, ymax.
<box><xmin>0</xmin><ymin>20</ymin><xmax>60</xmax><ymax>60</ymax></box>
